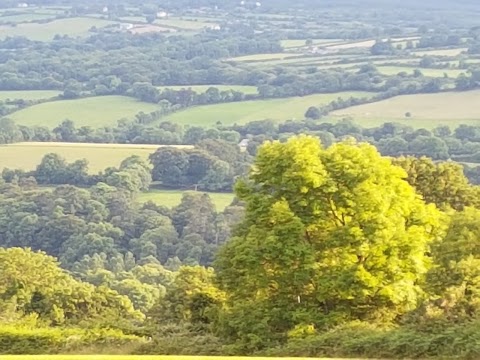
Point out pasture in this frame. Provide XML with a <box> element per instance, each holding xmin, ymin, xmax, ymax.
<box><xmin>137</xmin><ymin>189</ymin><xmax>235</xmax><ymax>210</ymax></box>
<box><xmin>154</xmin><ymin>18</ymin><xmax>219</xmax><ymax>30</ymax></box>
<box><xmin>280</xmin><ymin>39</ymin><xmax>344</xmax><ymax>48</ymax></box>
<box><xmin>375</xmin><ymin>66</ymin><xmax>466</xmax><ymax>78</ymax></box>
<box><xmin>157</xmin><ymin>85</ymin><xmax>258</xmax><ymax>95</ymax></box>
<box><xmin>228</xmin><ymin>53</ymin><xmax>304</xmax><ymax>62</ymax></box>
<box><xmin>161</xmin><ymin>92</ymin><xmax>374</xmax><ymax>126</ymax></box>
<box><xmin>9</xmin><ymin>96</ymin><xmax>161</xmax><ymax>128</ymax></box>
<box><xmin>0</xmin><ymin>142</ymin><xmax>190</xmax><ymax>173</ymax></box>
<box><xmin>0</xmin><ymin>17</ymin><xmax>116</xmax><ymax>41</ymax></box>
<box><xmin>0</xmin><ymin>90</ymin><xmax>60</xmax><ymax>101</ymax></box>
<box><xmin>331</xmin><ymin>90</ymin><xmax>480</xmax><ymax>128</ymax></box>
<box><xmin>412</xmin><ymin>48</ymin><xmax>468</xmax><ymax>57</ymax></box>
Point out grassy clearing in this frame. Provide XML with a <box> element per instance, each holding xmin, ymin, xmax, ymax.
<box><xmin>376</xmin><ymin>66</ymin><xmax>466</xmax><ymax>77</ymax></box>
<box><xmin>157</xmin><ymin>85</ymin><xmax>258</xmax><ymax>95</ymax></box>
<box><xmin>331</xmin><ymin>90</ymin><xmax>480</xmax><ymax>129</ymax></box>
<box><xmin>280</xmin><ymin>39</ymin><xmax>344</xmax><ymax>48</ymax></box>
<box><xmin>0</xmin><ymin>17</ymin><xmax>116</xmax><ymax>41</ymax></box>
<box><xmin>228</xmin><ymin>53</ymin><xmax>304</xmax><ymax>62</ymax></box>
<box><xmin>412</xmin><ymin>48</ymin><xmax>468</xmax><ymax>57</ymax></box>
<box><xmin>9</xmin><ymin>96</ymin><xmax>161</xmax><ymax>128</ymax></box>
<box><xmin>0</xmin><ymin>13</ymin><xmax>57</xmax><ymax>23</ymax></box>
<box><xmin>154</xmin><ymin>18</ymin><xmax>218</xmax><ymax>30</ymax></box>
<box><xmin>0</xmin><ymin>142</ymin><xmax>193</xmax><ymax>173</ymax></box>
<box><xmin>137</xmin><ymin>189</ymin><xmax>235</xmax><ymax>210</ymax></box>
<box><xmin>325</xmin><ymin>40</ymin><xmax>376</xmax><ymax>50</ymax></box>
<box><xmin>161</xmin><ymin>92</ymin><xmax>374</xmax><ymax>126</ymax></box>
<box><xmin>0</xmin><ymin>90</ymin><xmax>60</xmax><ymax>101</ymax></box>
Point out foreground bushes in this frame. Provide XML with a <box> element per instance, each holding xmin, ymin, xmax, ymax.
<box><xmin>260</xmin><ymin>321</ymin><xmax>480</xmax><ymax>359</ymax></box>
<box><xmin>0</xmin><ymin>327</ymin><xmax>145</xmax><ymax>354</ymax></box>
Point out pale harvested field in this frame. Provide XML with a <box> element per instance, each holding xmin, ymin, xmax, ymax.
<box><xmin>332</xmin><ymin>90</ymin><xmax>480</xmax><ymax>128</ymax></box>
<box><xmin>0</xmin><ymin>142</ymin><xmax>192</xmax><ymax>173</ymax></box>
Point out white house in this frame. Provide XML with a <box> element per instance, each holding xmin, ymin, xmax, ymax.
<box><xmin>102</xmin><ymin>6</ymin><xmax>108</xmax><ymax>13</ymax></box>
<box><xmin>238</xmin><ymin>139</ymin><xmax>250</xmax><ymax>151</ymax></box>
<box><xmin>157</xmin><ymin>11</ymin><xmax>168</xmax><ymax>18</ymax></box>
<box><xmin>17</xmin><ymin>3</ymin><xmax>29</xmax><ymax>7</ymax></box>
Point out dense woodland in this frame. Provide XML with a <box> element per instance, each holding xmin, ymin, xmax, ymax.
<box><xmin>3</xmin><ymin>0</ymin><xmax>480</xmax><ymax>358</ymax></box>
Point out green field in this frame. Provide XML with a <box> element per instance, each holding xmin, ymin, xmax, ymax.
<box><xmin>161</xmin><ymin>92</ymin><xmax>373</xmax><ymax>126</ymax></box>
<box><xmin>228</xmin><ymin>53</ymin><xmax>304</xmax><ymax>62</ymax></box>
<box><xmin>137</xmin><ymin>189</ymin><xmax>235</xmax><ymax>210</ymax></box>
<box><xmin>376</xmin><ymin>66</ymin><xmax>465</xmax><ymax>78</ymax></box>
<box><xmin>0</xmin><ymin>13</ymin><xmax>57</xmax><ymax>23</ymax></box>
<box><xmin>332</xmin><ymin>90</ymin><xmax>480</xmax><ymax>128</ymax></box>
<box><xmin>412</xmin><ymin>48</ymin><xmax>468</xmax><ymax>57</ymax></box>
<box><xmin>154</xmin><ymin>18</ymin><xmax>219</xmax><ymax>30</ymax></box>
<box><xmin>280</xmin><ymin>39</ymin><xmax>344</xmax><ymax>48</ymax></box>
<box><xmin>10</xmin><ymin>96</ymin><xmax>161</xmax><ymax>128</ymax></box>
<box><xmin>0</xmin><ymin>17</ymin><xmax>116</xmax><ymax>41</ymax></box>
<box><xmin>0</xmin><ymin>90</ymin><xmax>60</xmax><ymax>101</ymax></box>
<box><xmin>0</xmin><ymin>142</ymin><xmax>191</xmax><ymax>173</ymax></box>
<box><xmin>157</xmin><ymin>85</ymin><xmax>258</xmax><ymax>95</ymax></box>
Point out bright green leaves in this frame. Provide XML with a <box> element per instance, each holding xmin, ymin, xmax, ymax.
<box><xmin>216</xmin><ymin>135</ymin><xmax>444</xmax><ymax>345</ymax></box>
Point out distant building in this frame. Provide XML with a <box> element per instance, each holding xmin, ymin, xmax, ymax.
<box><xmin>102</xmin><ymin>6</ymin><xmax>109</xmax><ymax>13</ymax></box>
<box><xmin>207</xmin><ymin>24</ymin><xmax>221</xmax><ymax>30</ymax></box>
<box><xmin>17</xmin><ymin>3</ymin><xmax>29</xmax><ymax>7</ymax></box>
<box><xmin>157</xmin><ymin>11</ymin><xmax>168</xmax><ymax>18</ymax></box>
<box><xmin>119</xmin><ymin>23</ymin><xmax>134</xmax><ymax>30</ymax></box>
<box><xmin>239</xmin><ymin>139</ymin><xmax>250</xmax><ymax>151</ymax></box>
<box><xmin>256</xmin><ymin>2</ymin><xmax>262</xmax><ymax>7</ymax></box>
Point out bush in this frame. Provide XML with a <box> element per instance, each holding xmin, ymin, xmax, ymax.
<box><xmin>259</xmin><ymin>321</ymin><xmax>480</xmax><ymax>359</ymax></box>
<box><xmin>133</xmin><ymin>325</ymin><xmax>226</xmax><ymax>355</ymax></box>
<box><xmin>0</xmin><ymin>327</ymin><xmax>144</xmax><ymax>355</ymax></box>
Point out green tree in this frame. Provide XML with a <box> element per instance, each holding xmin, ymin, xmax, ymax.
<box><xmin>393</xmin><ymin>156</ymin><xmax>478</xmax><ymax>210</ymax></box>
<box><xmin>215</xmin><ymin>136</ymin><xmax>443</xmax><ymax>347</ymax></box>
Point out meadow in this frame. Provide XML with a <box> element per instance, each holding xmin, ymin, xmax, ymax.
<box><xmin>0</xmin><ymin>90</ymin><xmax>60</xmax><ymax>101</ymax></box>
<box><xmin>331</xmin><ymin>90</ymin><xmax>480</xmax><ymax>128</ymax></box>
<box><xmin>9</xmin><ymin>96</ymin><xmax>161</xmax><ymax>128</ymax></box>
<box><xmin>157</xmin><ymin>85</ymin><xmax>258</xmax><ymax>95</ymax></box>
<box><xmin>0</xmin><ymin>17</ymin><xmax>116</xmax><ymax>41</ymax></box>
<box><xmin>375</xmin><ymin>66</ymin><xmax>466</xmax><ymax>78</ymax></box>
<box><xmin>0</xmin><ymin>142</ymin><xmax>192</xmax><ymax>173</ymax></box>
<box><xmin>137</xmin><ymin>189</ymin><xmax>235</xmax><ymax>210</ymax></box>
<box><xmin>228</xmin><ymin>53</ymin><xmax>305</xmax><ymax>62</ymax></box>
<box><xmin>161</xmin><ymin>91</ymin><xmax>374</xmax><ymax>126</ymax></box>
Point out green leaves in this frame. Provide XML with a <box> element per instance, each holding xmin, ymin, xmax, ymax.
<box><xmin>215</xmin><ymin>135</ymin><xmax>444</xmax><ymax>345</ymax></box>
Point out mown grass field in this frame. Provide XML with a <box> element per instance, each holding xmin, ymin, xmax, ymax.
<box><xmin>154</xmin><ymin>18</ymin><xmax>219</xmax><ymax>30</ymax></box>
<box><xmin>331</xmin><ymin>90</ymin><xmax>480</xmax><ymax>128</ymax></box>
<box><xmin>0</xmin><ymin>13</ymin><xmax>57</xmax><ymax>23</ymax></box>
<box><xmin>0</xmin><ymin>17</ymin><xmax>116</xmax><ymax>41</ymax></box>
<box><xmin>10</xmin><ymin>96</ymin><xmax>161</xmax><ymax>128</ymax></box>
<box><xmin>228</xmin><ymin>53</ymin><xmax>304</xmax><ymax>62</ymax></box>
<box><xmin>137</xmin><ymin>189</ymin><xmax>235</xmax><ymax>210</ymax></box>
<box><xmin>161</xmin><ymin>91</ymin><xmax>374</xmax><ymax>126</ymax></box>
<box><xmin>412</xmin><ymin>48</ymin><xmax>468</xmax><ymax>57</ymax></box>
<box><xmin>280</xmin><ymin>38</ymin><xmax>344</xmax><ymax>48</ymax></box>
<box><xmin>157</xmin><ymin>85</ymin><xmax>258</xmax><ymax>94</ymax></box>
<box><xmin>0</xmin><ymin>90</ymin><xmax>60</xmax><ymax>101</ymax></box>
<box><xmin>375</xmin><ymin>66</ymin><xmax>465</xmax><ymax>78</ymax></box>
<box><xmin>0</xmin><ymin>142</ymin><xmax>192</xmax><ymax>173</ymax></box>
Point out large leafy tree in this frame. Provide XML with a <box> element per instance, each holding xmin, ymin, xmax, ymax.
<box><xmin>215</xmin><ymin>136</ymin><xmax>443</xmax><ymax>347</ymax></box>
<box><xmin>393</xmin><ymin>156</ymin><xmax>479</xmax><ymax>210</ymax></box>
